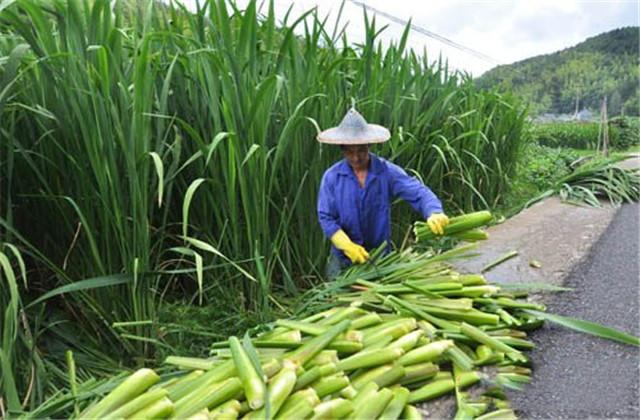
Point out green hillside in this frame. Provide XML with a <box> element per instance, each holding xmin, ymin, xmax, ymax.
<box><xmin>476</xmin><ymin>27</ymin><xmax>639</xmax><ymax>116</ymax></box>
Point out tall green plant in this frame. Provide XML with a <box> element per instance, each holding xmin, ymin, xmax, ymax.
<box><xmin>0</xmin><ymin>0</ymin><xmax>528</xmax><ymax>408</ymax></box>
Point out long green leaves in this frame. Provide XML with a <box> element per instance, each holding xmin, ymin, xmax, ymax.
<box><xmin>524</xmin><ymin>309</ymin><xmax>640</xmax><ymax>347</ymax></box>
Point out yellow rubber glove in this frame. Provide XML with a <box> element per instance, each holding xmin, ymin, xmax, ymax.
<box><xmin>427</xmin><ymin>212</ymin><xmax>449</xmax><ymax>235</ymax></box>
<box><xmin>330</xmin><ymin>230</ymin><xmax>370</xmax><ymax>264</ymax></box>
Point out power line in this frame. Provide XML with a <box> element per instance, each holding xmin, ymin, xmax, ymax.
<box><xmin>348</xmin><ymin>0</ymin><xmax>504</xmax><ymax>66</ymax></box>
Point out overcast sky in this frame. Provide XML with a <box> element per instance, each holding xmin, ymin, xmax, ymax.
<box><xmin>179</xmin><ymin>0</ymin><xmax>639</xmax><ymax>76</ymax></box>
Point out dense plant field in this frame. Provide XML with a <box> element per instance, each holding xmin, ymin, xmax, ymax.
<box><xmin>0</xmin><ymin>0</ymin><xmax>528</xmax><ymax>410</ymax></box>
<box><xmin>530</xmin><ymin>117</ymin><xmax>640</xmax><ymax>150</ymax></box>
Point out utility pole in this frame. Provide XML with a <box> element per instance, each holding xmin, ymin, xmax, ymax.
<box><xmin>598</xmin><ymin>96</ymin><xmax>609</xmax><ymax>157</ymax></box>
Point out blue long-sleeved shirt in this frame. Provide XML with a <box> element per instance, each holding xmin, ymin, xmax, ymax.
<box><xmin>317</xmin><ymin>153</ymin><xmax>443</xmax><ymax>265</ymax></box>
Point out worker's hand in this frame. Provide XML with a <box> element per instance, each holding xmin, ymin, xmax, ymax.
<box><xmin>330</xmin><ymin>230</ymin><xmax>370</xmax><ymax>264</ymax></box>
<box><xmin>427</xmin><ymin>212</ymin><xmax>449</xmax><ymax>235</ymax></box>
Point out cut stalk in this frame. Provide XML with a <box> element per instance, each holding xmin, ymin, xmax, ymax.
<box><xmin>245</xmin><ymin>361</ymin><xmax>297</xmax><ymax>419</ymax></box>
<box><xmin>398</xmin><ymin>340</ymin><xmax>454</xmax><ymax>366</ymax></box>
<box><xmin>402</xmin><ymin>405</ymin><xmax>423</xmax><ymax>420</ymax></box>
<box><xmin>284</xmin><ymin>320</ymin><xmax>351</xmax><ymax>367</ymax></box>
<box><xmin>103</xmin><ymin>387</ymin><xmax>167</xmax><ymax>419</ymax></box>
<box><xmin>309</xmin><ymin>398</ymin><xmax>354</xmax><ymax>420</ymax></box>
<box><xmin>276</xmin><ymin>389</ymin><xmax>320</xmax><ymax>419</ymax></box>
<box><xmin>460</xmin><ymin>323</ymin><xmax>526</xmax><ymax>362</ymax></box>
<box><xmin>475</xmin><ymin>409</ymin><xmax>517</xmax><ymax>420</ymax></box>
<box><xmin>294</xmin><ymin>363</ymin><xmax>337</xmax><ymax>391</ymax></box>
<box><xmin>229</xmin><ymin>336</ymin><xmax>265</xmax><ymax>410</ymax></box>
<box><xmin>173</xmin><ymin>377</ymin><xmax>243</xmax><ymax>418</ymax></box>
<box><xmin>128</xmin><ymin>396</ymin><xmax>174</xmax><ymax>419</ymax></box>
<box><xmin>408</xmin><ymin>371</ymin><xmax>480</xmax><ymax>403</ymax></box>
<box><xmin>482</xmin><ymin>251</ymin><xmax>518</xmax><ymax>273</ymax></box>
<box><xmin>276</xmin><ymin>319</ymin><xmax>325</xmax><ymax>335</ymax></box>
<box><xmin>336</xmin><ymin>347</ymin><xmax>404</xmax><ymax>371</ymax></box>
<box><xmin>311</xmin><ymin>374</ymin><xmax>349</xmax><ymax>397</ymax></box>
<box><xmin>187</xmin><ymin>408</ymin><xmax>211</xmax><ymax>420</ymax></box>
<box><xmin>305</xmin><ymin>350</ymin><xmax>339</xmax><ymax>368</ymax></box>
<box><xmin>168</xmin><ymin>360</ymin><xmax>235</xmax><ymax>401</ymax></box>
<box><xmin>164</xmin><ymin>356</ymin><xmax>218</xmax><ymax>371</ymax></box>
<box><xmin>352</xmin><ymin>388</ymin><xmax>394</xmax><ymax>419</ymax></box>
<box><xmin>81</xmin><ymin>368</ymin><xmax>160</xmax><ymax>419</ymax></box>
<box><xmin>351</xmin><ymin>382</ymin><xmax>379</xmax><ymax>407</ymax></box>
<box><xmin>400</xmin><ymin>363</ymin><xmax>439</xmax><ymax>385</ymax></box>
<box><xmin>339</xmin><ymin>385</ymin><xmax>358</xmax><ymax>399</ymax></box>
<box><xmin>162</xmin><ymin>370</ymin><xmax>204</xmax><ymax>394</ymax></box>
<box><xmin>351</xmin><ymin>364</ymin><xmax>392</xmax><ymax>389</ymax></box>
<box><xmin>209</xmin><ymin>399</ymin><xmax>241</xmax><ymax>420</ymax></box>
<box><xmin>351</xmin><ymin>312</ymin><xmax>382</xmax><ymax>329</ymax></box>
<box><xmin>415</xmin><ymin>211</ymin><xmax>493</xmax><ymax>241</ymax></box>
<box><xmin>389</xmin><ymin>330</ymin><xmax>424</xmax><ymax>352</ymax></box>
<box><xmin>379</xmin><ymin>386</ymin><xmax>410</xmax><ymax>420</ymax></box>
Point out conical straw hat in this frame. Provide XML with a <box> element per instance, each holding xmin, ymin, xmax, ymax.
<box><xmin>317</xmin><ymin>107</ymin><xmax>391</xmax><ymax>145</ymax></box>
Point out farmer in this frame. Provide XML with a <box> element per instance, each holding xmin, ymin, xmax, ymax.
<box><xmin>317</xmin><ymin>107</ymin><xmax>449</xmax><ymax>277</ymax></box>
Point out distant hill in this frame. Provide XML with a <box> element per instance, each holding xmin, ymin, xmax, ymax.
<box><xmin>475</xmin><ymin>27</ymin><xmax>639</xmax><ymax>117</ymax></box>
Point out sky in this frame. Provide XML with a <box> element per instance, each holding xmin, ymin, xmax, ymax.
<box><xmin>178</xmin><ymin>0</ymin><xmax>639</xmax><ymax>76</ymax></box>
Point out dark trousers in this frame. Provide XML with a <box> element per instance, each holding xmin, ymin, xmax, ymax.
<box><xmin>325</xmin><ymin>252</ymin><xmax>347</xmax><ymax>279</ymax></box>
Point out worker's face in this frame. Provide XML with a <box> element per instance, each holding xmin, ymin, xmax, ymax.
<box><xmin>342</xmin><ymin>145</ymin><xmax>370</xmax><ymax>171</ymax></box>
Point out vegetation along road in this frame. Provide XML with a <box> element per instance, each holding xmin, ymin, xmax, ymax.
<box><xmin>510</xmin><ymin>203</ymin><xmax>640</xmax><ymax>418</ymax></box>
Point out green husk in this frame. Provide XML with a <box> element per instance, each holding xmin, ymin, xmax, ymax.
<box><xmin>294</xmin><ymin>363</ymin><xmax>337</xmax><ymax>391</ymax></box>
<box><xmin>400</xmin><ymin>362</ymin><xmax>439</xmax><ymax>385</ymax></box>
<box><xmin>351</xmin><ymin>382</ymin><xmax>379</xmax><ymax>407</ymax></box>
<box><xmin>475</xmin><ymin>408</ymin><xmax>517</xmax><ymax>420</ymax></box>
<box><xmin>350</xmin><ymin>312</ymin><xmax>383</xmax><ymax>329</ymax></box>
<box><xmin>309</xmin><ymin>398</ymin><xmax>354</xmax><ymax>420</ymax></box>
<box><xmin>460</xmin><ymin>323</ymin><xmax>526</xmax><ymax>362</ymax></box>
<box><xmin>351</xmin><ymin>364</ymin><xmax>393</xmax><ymax>390</ymax></box>
<box><xmin>336</xmin><ymin>347</ymin><xmax>404</xmax><ymax>371</ymax></box>
<box><xmin>352</xmin><ymin>387</ymin><xmax>394</xmax><ymax>419</ymax></box>
<box><xmin>339</xmin><ymin>385</ymin><xmax>358</xmax><ymax>399</ymax></box>
<box><xmin>276</xmin><ymin>319</ymin><xmax>325</xmax><ymax>335</ymax></box>
<box><xmin>311</xmin><ymin>374</ymin><xmax>349</xmax><ymax>398</ymax></box>
<box><xmin>186</xmin><ymin>408</ymin><xmax>211</xmax><ymax>420</ymax></box>
<box><xmin>164</xmin><ymin>356</ymin><xmax>218</xmax><ymax>371</ymax></box>
<box><xmin>275</xmin><ymin>389</ymin><xmax>319</xmax><ymax>420</ymax></box>
<box><xmin>161</xmin><ymin>370</ymin><xmax>204</xmax><ymax>394</ymax></box>
<box><xmin>103</xmin><ymin>387</ymin><xmax>167</xmax><ymax>419</ymax></box>
<box><xmin>408</xmin><ymin>371</ymin><xmax>480</xmax><ymax>403</ymax></box>
<box><xmin>379</xmin><ymin>386</ymin><xmax>411</xmax><ymax>420</ymax></box>
<box><xmin>229</xmin><ymin>336</ymin><xmax>265</xmax><ymax>410</ymax></box>
<box><xmin>414</xmin><ymin>211</ymin><xmax>493</xmax><ymax>241</ymax></box>
<box><xmin>81</xmin><ymin>368</ymin><xmax>160</xmax><ymax>419</ymax></box>
<box><xmin>274</xmin><ymin>399</ymin><xmax>314</xmax><ymax>420</ymax></box>
<box><xmin>168</xmin><ymin>360</ymin><xmax>235</xmax><ymax>401</ymax></box>
<box><xmin>398</xmin><ymin>340</ymin><xmax>454</xmax><ymax>366</ymax></box>
<box><xmin>402</xmin><ymin>405</ymin><xmax>423</xmax><ymax>420</ymax></box>
<box><xmin>209</xmin><ymin>400</ymin><xmax>241</xmax><ymax>420</ymax></box>
<box><xmin>305</xmin><ymin>350</ymin><xmax>338</xmax><ymax>368</ymax></box>
<box><xmin>389</xmin><ymin>330</ymin><xmax>424</xmax><ymax>352</ymax></box>
<box><xmin>245</xmin><ymin>361</ymin><xmax>297</xmax><ymax>419</ymax></box>
<box><xmin>173</xmin><ymin>377</ymin><xmax>243</xmax><ymax>418</ymax></box>
<box><xmin>285</xmin><ymin>320</ymin><xmax>351</xmax><ymax>366</ymax></box>
<box><xmin>128</xmin><ymin>396</ymin><xmax>174</xmax><ymax>419</ymax></box>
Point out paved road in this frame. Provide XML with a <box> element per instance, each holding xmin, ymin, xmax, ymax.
<box><xmin>510</xmin><ymin>203</ymin><xmax>640</xmax><ymax>419</ymax></box>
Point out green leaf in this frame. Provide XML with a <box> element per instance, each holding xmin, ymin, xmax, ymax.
<box><xmin>498</xmin><ymin>283</ymin><xmax>572</xmax><ymax>292</ymax></box>
<box><xmin>525</xmin><ymin>309</ymin><xmax>640</xmax><ymax>347</ymax></box>
<box><xmin>184</xmin><ymin>236</ymin><xmax>256</xmax><ymax>282</ymax></box>
<box><xmin>182</xmin><ymin>178</ymin><xmax>206</xmax><ymax>238</ymax></box>
<box><xmin>26</xmin><ymin>274</ymin><xmax>132</xmax><ymax>309</ymax></box>
<box><xmin>149</xmin><ymin>152</ymin><xmax>164</xmax><ymax>207</ymax></box>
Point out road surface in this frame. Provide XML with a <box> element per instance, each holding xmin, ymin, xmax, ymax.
<box><xmin>510</xmin><ymin>203</ymin><xmax>640</xmax><ymax>418</ymax></box>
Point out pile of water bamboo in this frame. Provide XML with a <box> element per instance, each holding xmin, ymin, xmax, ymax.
<box><xmin>80</xmin><ymin>212</ymin><xmax>540</xmax><ymax>419</ymax></box>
